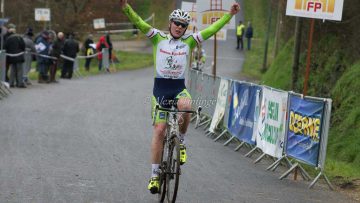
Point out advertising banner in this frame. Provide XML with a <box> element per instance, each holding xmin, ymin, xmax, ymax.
<box><xmin>228</xmin><ymin>82</ymin><xmax>260</xmax><ymax>145</ymax></box>
<box><xmin>286</xmin><ymin>94</ymin><xmax>325</xmax><ymax>166</ymax></box>
<box><xmin>223</xmin><ymin>80</ymin><xmax>233</xmax><ymax>129</ymax></box>
<box><xmin>286</xmin><ymin>0</ymin><xmax>344</xmax><ymax>21</ymax></box>
<box><xmin>196</xmin><ymin>0</ymin><xmax>236</xmax><ymax>40</ymax></box>
<box><xmin>209</xmin><ymin>79</ymin><xmax>229</xmax><ymax>132</ymax></box>
<box><xmin>256</xmin><ymin>88</ymin><xmax>288</xmax><ymax>158</ymax></box>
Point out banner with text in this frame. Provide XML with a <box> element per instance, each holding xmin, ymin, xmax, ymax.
<box><xmin>196</xmin><ymin>0</ymin><xmax>236</xmax><ymax>40</ymax></box>
<box><xmin>286</xmin><ymin>94</ymin><xmax>325</xmax><ymax>166</ymax></box>
<box><xmin>209</xmin><ymin>79</ymin><xmax>229</xmax><ymax>132</ymax></box>
<box><xmin>255</xmin><ymin>88</ymin><xmax>288</xmax><ymax>158</ymax></box>
<box><xmin>228</xmin><ymin>82</ymin><xmax>260</xmax><ymax>145</ymax></box>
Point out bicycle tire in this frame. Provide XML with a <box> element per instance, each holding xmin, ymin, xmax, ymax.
<box><xmin>166</xmin><ymin>136</ymin><xmax>181</xmax><ymax>203</ymax></box>
<box><xmin>158</xmin><ymin>139</ymin><xmax>167</xmax><ymax>202</ymax></box>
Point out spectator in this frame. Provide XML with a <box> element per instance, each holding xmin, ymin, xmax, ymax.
<box><xmin>83</xmin><ymin>34</ymin><xmax>95</xmax><ymax>71</ymax></box>
<box><xmin>96</xmin><ymin>35</ymin><xmax>109</xmax><ymax>71</ymax></box>
<box><xmin>245</xmin><ymin>21</ymin><xmax>253</xmax><ymax>50</ymax></box>
<box><xmin>3</xmin><ymin>23</ymin><xmax>14</xmax><ymax>82</ymax></box>
<box><xmin>236</xmin><ymin>21</ymin><xmax>245</xmax><ymax>50</ymax></box>
<box><xmin>61</xmin><ymin>33</ymin><xmax>79</xmax><ymax>79</ymax></box>
<box><xmin>4</xmin><ymin>24</ymin><xmax>26</xmax><ymax>88</ymax></box>
<box><xmin>22</xmin><ymin>27</ymin><xmax>36</xmax><ymax>85</ymax></box>
<box><xmin>35</xmin><ymin>31</ymin><xmax>51</xmax><ymax>83</ymax></box>
<box><xmin>106</xmin><ymin>33</ymin><xmax>113</xmax><ymax>62</ymax></box>
<box><xmin>49</xmin><ymin>32</ymin><xmax>65</xmax><ymax>83</ymax></box>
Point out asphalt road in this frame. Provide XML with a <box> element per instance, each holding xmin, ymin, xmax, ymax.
<box><xmin>0</xmin><ymin>1</ymin><xmax>353</xmax><ymax>202</ymax></box>
<box><xmin>0</xmin><ymin>68</ymin><xmax>353</xmax><ymax>203</ymax></box>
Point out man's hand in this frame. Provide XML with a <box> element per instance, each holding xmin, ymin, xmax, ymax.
<box><xmin>120</xmin><ymin>0</ymin><xmax>127</xmax><ymax>9</ymax></box>
<box><xmin>229</xmin><ymin>3</ymin><xmax>240</xmax><ymax>15</ymax></box>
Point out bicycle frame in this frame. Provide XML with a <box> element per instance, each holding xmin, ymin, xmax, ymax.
<box><xmin>152</xmin><ymin>104</ymin><xmax>201</xmax><ymax>203</ymax></box>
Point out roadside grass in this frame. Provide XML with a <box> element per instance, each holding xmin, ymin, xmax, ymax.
<box><xmin>242</xmin><ymin>0</ymin><xmax>276</xmax><ymax>80</ymax></box>
<box><xmin>28</xmin><ymin>50</ymin><xmax>153</xmax><ymax>80</ymax></box>
<box><xmin>262</xmin><ymin>38</ymin><xmax>293</xmax><ymax>89</ymax></box>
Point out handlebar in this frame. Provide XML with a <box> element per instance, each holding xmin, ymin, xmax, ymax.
<box><xmin>152</xmin><ymin>105</ymin><xmax>202</xmax><ymax>126</ymax></box>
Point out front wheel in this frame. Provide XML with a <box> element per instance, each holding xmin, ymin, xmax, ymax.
<box><xmin>166</xmin><ymin>136</ymin><xmax>181</xmax><ymax>203</ymax></box>
<box><xmin>158</xmin><ymin>140</ymin><xmax>167</xmax><ymax>202</ymax></box>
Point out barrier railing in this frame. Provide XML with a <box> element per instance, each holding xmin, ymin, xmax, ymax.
<box><xmin>188</xmin><ymin>68</ymin><xmax>334</xmax><ymax>190</ymax></box>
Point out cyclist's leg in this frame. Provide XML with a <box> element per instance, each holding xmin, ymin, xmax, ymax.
<box><xmin>151</xmin><ymin>123</ymin><xmax>166</xmax><ymax>164</ymax></box>
<box><xmin>176</xmin><ymin>89</ymin><xmax>192</xmax><ymax>135</ymax></box>
<box><xmin>148</xmin><ymin>96</ymin><xmax>167</xmax><ymax>193</ymax></box>
<box><xmin>176</xmin><ymin>89</ymin><xmax>192</xmax><ymax>165</ymax></box>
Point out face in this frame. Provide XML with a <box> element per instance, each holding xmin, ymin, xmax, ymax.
<box><xmin>169</xmin><ymin>20</ymin><xmax>188</xmax><ymax>39</ymax></box>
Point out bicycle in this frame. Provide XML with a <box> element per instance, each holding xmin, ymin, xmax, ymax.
<box><xmin>153</xmin><ymin>104</ymin><xmax>202</xmax><ymax>203</ymax></box>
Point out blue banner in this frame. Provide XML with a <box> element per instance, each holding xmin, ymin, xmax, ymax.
<box><xmin>227</xmin><ymin>82</ymin><xmax>260</xmax><ymax>145</ymax></box>
<box><xmin>286</xmin><ymin>94</ymin><xmax>325</xmax><ymax>167</ymax></box>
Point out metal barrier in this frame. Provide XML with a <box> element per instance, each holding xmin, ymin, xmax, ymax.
<box><xmin>188</xmin><ymin>68</ymin><xmax>335</xmax><ymax>190</ymax></box>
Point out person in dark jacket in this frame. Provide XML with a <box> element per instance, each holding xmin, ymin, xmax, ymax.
<box><xmin>49</xmin><ymin>32</ymin><xmax>65</xmax><ymax>82</ymax></box>
<box><xmin>3</xmin><ymin>23</ymin><xmax>15</xmax><ymax>82</ymax></box>
<box><xmin>61</xmin><ymin>33</ymin><xmax>79</xmax><ymax>79</ymax></box>
<box><xmin>4</xmin><ymin>25</ymin><xmax>26</xmax><ymax>88</ymax></box>
<box><xmin>35</xmin><ymin>31</ymin><xmax>51</xmax><ymax>83</ymax></box>
<box><xmin>245</xmin><ymin>21</ymin><xmax>253</xmax><ymax>50</ymax></box>
<box><xmin>106</xmin><ymin>33</ymin><xmax>113</xmax><ymax>62</ymax></box>
<box><xmin>22</xmin><ymin>27</ymin><xmax>36</xmax><ymax>85</ymax></box>
<box><xmin>83</xmin><ymin>34</ymin><xmax>95</xmax><ymax>71</ymax></box>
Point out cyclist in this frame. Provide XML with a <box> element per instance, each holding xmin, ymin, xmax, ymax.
<box><xmin>119</xmin><ymin>0</ymin><xmax>240</xmax><ymax>194</ymax></box>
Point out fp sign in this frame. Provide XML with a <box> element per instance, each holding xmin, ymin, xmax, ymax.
<box><xmin>307</xmin><ymin>1</ymin><xmax>322</xmax><ymax>12</ymax></box>
<box><xmin>286</xmin><ymin>0</ymin><xmax>344</xmax><ymax>21</ymax></box>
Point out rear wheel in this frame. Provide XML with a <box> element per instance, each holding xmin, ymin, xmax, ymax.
<box><xmin>166</xmin><ymin>136</ymin><xmax>181</xmax><ymax>203</ymax></box>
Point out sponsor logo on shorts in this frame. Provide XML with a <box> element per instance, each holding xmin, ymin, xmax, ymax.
<box><xmin>159</xmin><ymin>112</ymin><xmax>166</xmax><ymax>119</ymax></box>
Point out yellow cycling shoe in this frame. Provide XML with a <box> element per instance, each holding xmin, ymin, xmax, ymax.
<box><xmin>148</xmin><ymin>177</ymin><xmax>160</xmax><ymax>194</ymax></box>
<box><xmin>180</xmin><ymin>144</ymin><xmax>187</xmax><ymax>165</ymax></box>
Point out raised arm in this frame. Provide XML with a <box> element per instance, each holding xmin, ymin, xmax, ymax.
<box><xmin>200</xmin><ymin>3</ymin><xmax>240</xmax><ymax>40</ymax></box>
<box><xmin>120</xmin><ymin>0</ymin><xmax>152</xmax><ymax>34</ymax></box>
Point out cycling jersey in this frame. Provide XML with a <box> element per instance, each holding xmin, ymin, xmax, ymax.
<box><xmin>122</xmin><ymin>4</ymin><xmax>232</xmax><ymax>107</ymax></box>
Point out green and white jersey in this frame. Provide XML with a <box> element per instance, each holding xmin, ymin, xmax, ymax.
<box><xmin>122</xmin><ymin>4</ymin><xmax>232</xmax><ymax>100</ymax></box>
<box><xmin>146</xmin><ymin>28</ymin><xmax>202</xmax><ymax>79</ymax></box>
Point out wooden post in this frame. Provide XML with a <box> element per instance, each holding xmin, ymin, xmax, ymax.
<box><xmin>213</xmin><ymin>33</ymin><xmax>217</xmax><ymax>76</ymax></box>
<box><xmin>292</xmin><ymin>17</ymin><xmax>303</xmax><ymax>90</ymax></box>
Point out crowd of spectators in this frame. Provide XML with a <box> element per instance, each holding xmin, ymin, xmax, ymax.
<box><xmin>0</xmin><ymin>23</ymin><xmax>113</xmax><ymax>88</ymax></box>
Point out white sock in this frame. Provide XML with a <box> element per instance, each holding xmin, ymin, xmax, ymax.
<box><xmin>179</xmin><ymin>133</ymin><xmax>186</xmax><ymax>144</ymax></box>
<box><xmin>151</xmin><ymin>164</ymin><xmax>160</xmax><ymax>178</ymax></box>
